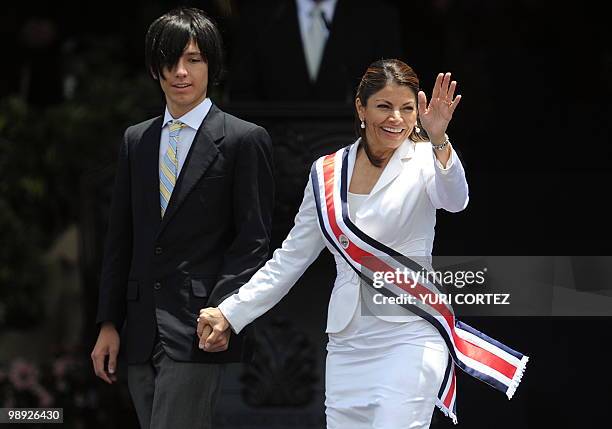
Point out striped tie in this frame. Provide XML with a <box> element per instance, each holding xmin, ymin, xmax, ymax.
<box><xmin>160</xmin><ymin>120</ymin><xmax>186</xmax><ymax>217</ymax></box>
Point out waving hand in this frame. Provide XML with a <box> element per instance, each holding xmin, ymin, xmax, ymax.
<box><xmin>418</xmin><ymin>72</ymin><xmax>461</xmax><ymax>142</ymax></box>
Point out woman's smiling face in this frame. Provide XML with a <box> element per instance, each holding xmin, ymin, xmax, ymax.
<box><xmin>356</xmin><ymin>83</ymin><xmax>418</xmax><ymax>153</ymax></box>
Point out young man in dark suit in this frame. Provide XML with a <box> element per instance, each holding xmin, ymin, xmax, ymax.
<box><xmin>90</xmin><ymin>8</ymin><xmax>274</xmax><ymax>428</ymax></box>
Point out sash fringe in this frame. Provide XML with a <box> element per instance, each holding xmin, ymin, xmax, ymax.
<box><xmin>507</xmin><ymin>355</ymin><xmax>529</xmax><ymax>400</ymax></box>
<box><xmin>435</xmin><ymin>399</ymin><xmax>458</xmax><ymax>425</ymax></box>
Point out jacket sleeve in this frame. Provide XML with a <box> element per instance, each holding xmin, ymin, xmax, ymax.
<box><xmin>207</xmin><ymin>126</ymin><xmax>275</xmax><ymax>307</ymax></box>
<box><xmin>218</xmin><ymin>174</ymin><xmax>326</xmax><ymax>334</ymax></box>
<box><xmin>95</xmin><ymin>128</ymin><xmax>133</xmax><ymax>330</ymax></box>
<box><xmin>424</xmin><ymin>144</ymin><xmax>470</xmax><ymax>213</ymax></box>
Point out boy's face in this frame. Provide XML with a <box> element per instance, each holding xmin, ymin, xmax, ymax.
<box><xmin>158</xmin><ymin>39</ymin><xmax>208</xmax><ymax>118</ymax></box>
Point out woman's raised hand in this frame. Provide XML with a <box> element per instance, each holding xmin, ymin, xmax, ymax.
<box><xmin>417</xmin><ymin>72</ymin><xmax>461</xmax><ymax>142</ymax></box>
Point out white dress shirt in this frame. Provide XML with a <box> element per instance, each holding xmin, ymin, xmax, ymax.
<box><xmin>219</xmin><ymin>138</ymin><xmax>469</xmax><ymax>334</ymax></box>
<box><xmin>348</xmin><ymin>191</ymin><xmax>369</xmax><ymax>221</ymax></box>
<box><xmin>160</xmin><ymin>97</ymin><xmax>212</xmax><ymax>176</ymax></box>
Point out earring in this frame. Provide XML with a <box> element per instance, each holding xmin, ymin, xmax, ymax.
<box><xmin>360</xmin><ymin>120</ymin><xmax>365</xmax><ymax>129</ymax></box>
<box><xmin>415</xmin><ymin>125</ymin><xmax>421</xmax><ymax>134</ymax></box>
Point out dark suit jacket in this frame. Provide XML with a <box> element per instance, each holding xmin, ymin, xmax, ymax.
<box><xmin>228</xmin><ymin>0</ymin><xmax>402</xmax><ymax>103</ymax></box>
<box><xmin>95</xmin><ymin>104</ymin><xmax>274</xmax><ymax>364</ymax></box>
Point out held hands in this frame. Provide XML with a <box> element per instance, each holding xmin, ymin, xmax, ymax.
<box><xmin>418</xmin><ymin>72</ymin><xmax>462</xmax><ymax>143</ymax></box>
<box><xmin>197</xmin><ymin>307</ymin><xmax>231</xmax><ymax>352</ymax></box>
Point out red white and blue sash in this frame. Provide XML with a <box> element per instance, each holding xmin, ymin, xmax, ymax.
<box><xmin>310</xmin><ymin>146</ymin><xmax>528</xmax><ymax>424</ymax></box>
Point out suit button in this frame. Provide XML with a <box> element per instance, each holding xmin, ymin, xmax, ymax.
<box><xmin>154</xmin><ymin>281</ymin><xmax>161</xmax><ymax>290</ymax></box>
<box><xmin>154</xmin><ymin>246</ymin><xmax>163</xmax><ymax>255</ymax></box>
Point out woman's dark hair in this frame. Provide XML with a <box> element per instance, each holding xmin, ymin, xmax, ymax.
<box><xmin>354</xmin><ymin>59</ymin><xmax>426</xmax><ymax>167</ymax></box>
<box><xmin>145</xmin><ymin>7</ymin><xmax>224</xmax><ymax>85</ymax></box>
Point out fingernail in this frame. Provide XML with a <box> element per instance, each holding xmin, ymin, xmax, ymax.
<box><xmin>109</xmin><ymin>368</ymin><xmax>114</xmax><ymax>373</ymax></box>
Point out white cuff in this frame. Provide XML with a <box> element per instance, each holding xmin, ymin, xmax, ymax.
<box><xmin>433</xmin><ymin>144</ymin><xmax>456</xmax><ymax>173</ymax></box>
<box><xmin>217</xmin><ymin>297</ymin><xmax>242</xmax><ymax>334</ymax></box>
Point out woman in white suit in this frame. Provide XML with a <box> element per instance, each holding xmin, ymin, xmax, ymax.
<box><xmin>198</xmin><ymin>59</ymin><xmax>468</xmax><ymax>428</ymax></box>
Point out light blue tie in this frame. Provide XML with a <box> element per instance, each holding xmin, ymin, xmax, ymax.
<box><xmin>160</xmin><ymin>120</ymin><xmax>185</xmax><ymax>217</ymax></box>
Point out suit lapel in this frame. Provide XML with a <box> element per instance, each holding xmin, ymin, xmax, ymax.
<box><xmin>317</xmin><ymin>0</ymin><xmax>345</xmax><ymax>82</ymax></box>
<box><xmin>141</xmin><ymin>116</ymin><xmax>164</xmax><ymax>227</ymax></box>
<box><xmin>157</xmin><ymin>104</ymin><xmax>224</xmax><ymax>236</ymax></box>
<box><xmin>367</xmin><ymin>139</ymin><xmax>415</xmax><ymax>199</ymax></box>
<box><xmin>347</xmin><ymin>139</ymin><xmax>359</xmax><ymax>188</ymax></box>
<box><xmin>278</xmin><ymin>0</ymin><xmax>313</xmax><ymax>89</ymax></box>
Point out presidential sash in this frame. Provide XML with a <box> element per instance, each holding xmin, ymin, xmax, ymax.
<box><xmin>310</xmin><ymin>147</ymin><xmax>528</xmax><ymax>424</ymax></box>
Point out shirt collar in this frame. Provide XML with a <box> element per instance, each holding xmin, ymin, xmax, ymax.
<box><xmin>397</xmin><ymin>138</ymin><xmax>416</xmax><ymax>159</ymax></box>
<box><xmin>351</xmin><ymin>137</ymin><xmax>416</xmax><ymax>161</ymax></box>
<box><xmin>296</xmin><ymin>0</ymin><xmax>338</xmax><ymax>22</ymax></box>
<box><xmin>163</xmin><ymin>97</ymin><xmax>213</xmax><ymax>131</ymax></box>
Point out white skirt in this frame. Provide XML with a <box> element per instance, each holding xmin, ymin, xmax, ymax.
<box><xmin>325</xmin><ymin>297</ymin><xmax>449</xmax><ymax>429</ymax></box>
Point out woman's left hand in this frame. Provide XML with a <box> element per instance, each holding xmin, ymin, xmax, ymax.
<box><xmin>418</xmin><ymin>72</ymin><xmax>462</xmax><ymax>142</ymax></box>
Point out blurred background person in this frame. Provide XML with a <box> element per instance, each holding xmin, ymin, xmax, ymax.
<box><xmin>227</xmin><ymin>0</ymin><xmax>402</xmax><ymax>103</ymax></box>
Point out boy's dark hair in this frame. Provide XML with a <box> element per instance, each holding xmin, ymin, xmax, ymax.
<box><xmin>145</xmin><ymin>7</ymin><xmax>224</xmax><ymax>85</ymax></box>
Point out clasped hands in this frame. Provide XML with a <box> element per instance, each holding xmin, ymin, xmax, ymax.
<box><xmin>197</xmin><ymin>307</ymin><xmax>232</xmax><ymax>352</ymax></box>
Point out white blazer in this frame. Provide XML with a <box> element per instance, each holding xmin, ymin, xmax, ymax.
<box><xmin>219</xmin><ymin>138</ymin><xmax>469</xmax><ymax>334</ymax></box>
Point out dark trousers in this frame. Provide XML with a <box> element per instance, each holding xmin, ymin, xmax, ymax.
<box><xmin>127</xmin><ymin>333</ymin><xmax>225</xmax><ymax>429</ymax></box>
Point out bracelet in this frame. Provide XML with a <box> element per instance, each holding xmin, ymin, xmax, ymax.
<box><xmin>432</xmin><ymin>134</ymin><xmax>450</xmax><ymax>151</ymax></box>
